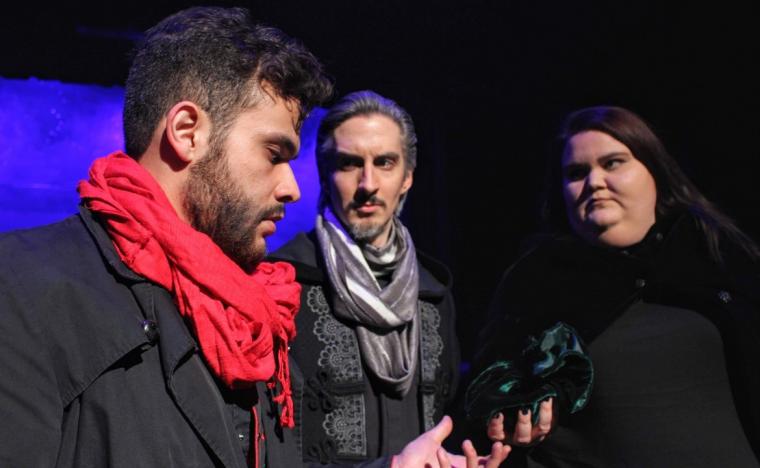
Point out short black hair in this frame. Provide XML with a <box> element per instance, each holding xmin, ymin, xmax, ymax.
<box><xmin>123</xmin><ymin>6</ymin><xmax>333</xmax><ymax>157</ymax></box>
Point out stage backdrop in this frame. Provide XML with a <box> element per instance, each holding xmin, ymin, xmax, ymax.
<box><xmin>0</xmin><ymin>76</ymin><xmax>322</xmax><ymax>252</ymax></box>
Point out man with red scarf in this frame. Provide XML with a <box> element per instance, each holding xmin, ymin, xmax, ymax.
<box><xmin>0</xmin><ymin>6</ymin><xmax>509</xmax><ymax>468</ymax></box>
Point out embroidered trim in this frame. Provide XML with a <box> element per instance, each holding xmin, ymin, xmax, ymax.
<box><xmin>323</xmin><ymin>394</ymin><xmax>367</xmax><ymax>457</ymax></box>
<box><xmin>419</xmin><ymin>300</ymin><xmax>444</xmax><ymax>429</ymax></box>
<box><xmin>420</xmin><ymin>301</ymin><xmax>443</xmax><ymax>383</ymax></box>
<box><xmin>422</xmin><ymin>393</ymin><xmax>437</xmax><ymax>431</ymax></box>
<box><xmin>309</xmin><ymin>285</ymin><xmax>363</xmax><ymax>383</ymax></box>
<box><xmin>309</xmin><ymin>285</ymin><xmax>367</xmax><ymax>457</ymax></box>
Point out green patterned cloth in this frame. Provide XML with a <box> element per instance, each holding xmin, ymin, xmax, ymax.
<box><xmin>465</xmin><ymin>322</ymin><xmax>593</xmax><ymax>425</ymax></box>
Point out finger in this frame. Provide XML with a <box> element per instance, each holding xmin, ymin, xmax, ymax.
<box><xmin>533</xmin><ymin>398</ymin><xmax>553</xmax><ymax>438</ymax></box>
<box><xmin>430</xmin><ymin>415</ymin><xmax>454</xmax><ymax>445</ymax></box>
<box><xmin>484</xmin><ymin>442</ymin><xmax>511</xmax><ymax>468</ymax></box>
<box><xmin>512</xmin><ymin>408</ymin><xmax>533</xmax><ymax>445</ymax></box>
<box><xmin>487</xmin><ymin>412</ymin><xmax>506</xmax><ymax>441</ymax></box>
<box><xmin>461</xmin><ymin>439</ymin><xmax>479</xmax><ymax>468</ymax></box>
<box><xmin>437</xmin><ymin>447</ymin><xmax>451</xmax><ymax>468</ymax></box>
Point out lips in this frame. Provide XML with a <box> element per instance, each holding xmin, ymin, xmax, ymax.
<box><xmin>356</xmin><ymin>203</ymin><xmax>381</xmax><ymax>214</ymax></box>
<box><xmin>587</xmin><ymin>198</ymin><xmax>613</xmax><ymax>211</ymax></box>
<box><xmin>259</xmin><ymin>219</ymin><xmax>277</xmax><ymax>237</ymax></box>
<box><xmin>257</xmin><ymin>206</ymin><xmax>284</xmax><ymax>237</ymax></box>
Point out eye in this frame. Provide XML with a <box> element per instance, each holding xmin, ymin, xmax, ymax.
<box><xmin>602</xmin><ymin>158</ymin><xmax>624</xmax><ymax>170</ymax></box>
<box><xmin>374</xmin><ymin>156</ymin><xmax>395</xmax><ymax>169</ymax></box>
<box><xmin>269</xmin><ymin>150</ymin><xmax>284</xmax><ymax>164</ymax></box>
<box><xmin>335</xmin><ymin>156</ymin><xmax>362</xmax><ymax>171</ymax></box>
<box><xmin>563</xmin><ymin>164</ymin><xmax>588</xmax><ymax>182</ymax></box>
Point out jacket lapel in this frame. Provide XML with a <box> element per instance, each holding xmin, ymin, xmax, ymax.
<box><xmin>150</xmin><ymin>286</ymin><xmax>246</xmax><ymax>468</ymax></box>
<box><xmin>81</xmin><ymin>204</ymin><xmax>246</xmax><ymax>468</ymax></box>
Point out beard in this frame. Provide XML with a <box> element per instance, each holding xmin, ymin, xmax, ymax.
<box><xmin>344</xmin><ymin>192</ymin><xmax>389</xmax><ymax>244</ymax></box>
<box><xmin>183</xmin><ymin>138</ymin><xmax>282</xmax><ymax>271</ymax></box>
<box><xmin>348</xmin><ymin>220</ymin><xmax>386</xmax><ymax>244</ymax></box>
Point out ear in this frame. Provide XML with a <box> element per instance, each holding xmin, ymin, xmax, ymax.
<box><xmin>164</xmin><ymin>101</ymin><xmax>211</xmax><ymax>164</ymax></box>
<box><xmin>400</xmin><ymin>169</ymin><xmax>414</xmax><ymax>194</ymax></box>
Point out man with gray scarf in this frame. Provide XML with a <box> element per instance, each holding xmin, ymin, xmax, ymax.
<box><xmin>271</xmin><ymin>90</ymin><xmax>461</xmax><ymax>465</ymax></box>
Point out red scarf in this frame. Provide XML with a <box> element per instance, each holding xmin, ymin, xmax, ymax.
<box><xmin>78</xmin><ymin>151</ymin><xmax>300</xmax><ymax>428</ymax></box>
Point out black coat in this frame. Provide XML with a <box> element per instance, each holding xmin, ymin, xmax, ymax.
<box><xmin>0</xmin><ymin>207</ymin><xmax>301</xmax><ymax>467</ymax></box>
<box><xmin>270</xmin><ymin>231</ymin><xmax>460</xmax><ymax>466</ymax></box>
<box><xmin>473</xmin><ymin>214</ymin><xmax>760</xmax><ymax>463</ymax></box>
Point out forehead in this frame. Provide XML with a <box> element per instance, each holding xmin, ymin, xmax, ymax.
<box><xmin>333</xmin><ymin>114</ymin><xmax>403</xmax><ymax>155</ymax></box>
<box><xmin>231</xmin><ymin>91</ymin><xmax>301</xmax><ymax>143</ymax></box>
<box><xmin>563</xmin><ymin>130</ymin><xmax>631</xmax><ymax>163</ymax></box>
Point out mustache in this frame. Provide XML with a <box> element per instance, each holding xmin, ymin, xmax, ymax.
<box><xmin>256</xmin><ymin>203</ymin><xmax>286</xmax><ymax>222</ymax></box>
<box><xmin>349</xmin><ymin>193</ymin><xmax>386</xmax><ymax>209</ymax></box>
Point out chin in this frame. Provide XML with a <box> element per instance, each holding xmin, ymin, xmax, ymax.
<box><xmin>242</xmin><ymin>240</ymin><xmax>267</xmax><ymax>270</ymax></box>
<box><xmin>585</xmin><ymin>209</ymin><xmax>622</xmax><ymax>228</ymax></box>
<box><xmin>594</xmin><ymin>225</ymin><xmax>650</xmax><ymax>248</ymax></box>
<box><xmin>348</xmin><ymin>221</ymin><xmax>384</xmax><ymax>243</ymax></box>
<box><xmin>256</xmin><ymin>238</ymin><xmax>268</xmax><ymax>259</ymax></box>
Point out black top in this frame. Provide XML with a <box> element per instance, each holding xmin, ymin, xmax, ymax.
<box><xmin>531</xmin><ymin>301</ymin><xmax>758</xmax><ymax>467</ymax></box>
<box><xmin>469</xmin><ymin>213</ymin><xmax>760</xmax><ymax>465</ymax></box>
<box><xmin>269</xmin><ymin>231</ymin><xmax>459</xmax><ymax>465</ymax></box>
<box><xmin>0</xmin><ymin>208</ymin><xmax>306</xmax><ymax>468</ymax></box>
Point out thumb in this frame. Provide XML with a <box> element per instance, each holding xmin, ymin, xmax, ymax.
<box><xmin>429</xmin><ymin>415</ymin><xmax>453</xmax><ymax>444</ymax></box>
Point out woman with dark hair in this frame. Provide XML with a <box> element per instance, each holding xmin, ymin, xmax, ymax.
<box><xmin>466</xmin><ymin>106</ymin><xmax>760</xmax><ymax>467</ymax></box>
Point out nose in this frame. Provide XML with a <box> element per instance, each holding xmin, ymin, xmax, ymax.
<box><xmin>586</xmin><ymin>167</ymin><xmax>606</xmax><ymax>191</ymax></box>
<box><xmin>358</xmin><ymin>162</ymin><xmax>378</xmax><ymax>194</ymax></box>
<box><xmin>274</xmin><ymin>164</ymin><xmax>301</xmax><ymax>203</ymax></box>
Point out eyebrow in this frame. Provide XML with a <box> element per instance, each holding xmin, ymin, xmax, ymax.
<box><xmin>562</xmin><ymin>151</ymin><xmax>630</xmax><ymax>169</ymax></box>
<box><xmin>597</xmin><ymin>151</ymin><xmax>630</xmax><ymax>161</ymax></box>
<box><xmin>334</xmin><ymin>151</ymin><xmax>402</xmax><ymax>160</ymax></box>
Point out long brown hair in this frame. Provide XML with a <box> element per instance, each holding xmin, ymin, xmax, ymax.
<box><xmin>542</xmin><ymin>106</ymin><xmax>760</xmax><ymax>264</ymax></box>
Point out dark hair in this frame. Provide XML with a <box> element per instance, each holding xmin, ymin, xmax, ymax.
<box><xmin>542</xmin><ymin>105</ymin><xmax>759</xmax><ymax>264</ymax></box>
<box><xmin>123</xmin><ymin>6</ymin><xmax>333</xmax><ymax>157</ymax></box>
<box><xmin>315</xmin><ymin>90</ymin><xmax>417</xmax><ymax>211</ymax></box>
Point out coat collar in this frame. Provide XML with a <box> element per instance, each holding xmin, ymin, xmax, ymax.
<box><xmin>79</xmin><ymin>204</ymin><xmax>247</xmax><ymax>468</ymax></box>
<box><xmin>269</xmin><ymin>229</ymin><xmax>452</xmax><ymax>299</ymax></box>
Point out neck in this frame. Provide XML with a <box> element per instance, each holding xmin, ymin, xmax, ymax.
<box><xmin>368</xmin><ymin>222</ymin><xmax>394</xmax><ymax>248</ymax></box>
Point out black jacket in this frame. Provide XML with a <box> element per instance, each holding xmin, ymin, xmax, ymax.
<box><xmin>0</xmin><ymin>207</ymin><xmax>301</xmax><ymax>467</ymax></box>
<box><xmin>473</xmin><ymin>214</ymin><xmax>760</xmax><ymax>463</ymax></box>
<box><xmin>270</xmin><ymin>231</ymin><xmax>460</xmax><ymax>466</ymax></box>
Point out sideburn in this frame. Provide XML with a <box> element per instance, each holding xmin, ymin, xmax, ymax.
<box><xmin>183</xmin><ymin>141</ymin><xmax>261</xmax><ymax>269</ymax></box>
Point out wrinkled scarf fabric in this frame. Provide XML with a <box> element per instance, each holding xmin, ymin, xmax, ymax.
<box><xmin>77</xmin><ymin>151</ymin><xmax>300</xmax><ymax>428</ymax></box>
<box><xmin>315</xmin><ymin>207</ymin><xmax>419</xmax><ymax>396</ymax></box>
<box><xmin>362</xmin><ymin>221</ymin><xmax>402</xmax><ymax>279</ymax></box>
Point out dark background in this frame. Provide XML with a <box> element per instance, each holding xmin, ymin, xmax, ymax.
<box><xmin>2</xmin><ymin>0</ymin><xmax>758</xmax><ymax>361</ymax></box>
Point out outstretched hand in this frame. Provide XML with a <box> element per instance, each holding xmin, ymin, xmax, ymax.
<box><xmin>447</xmin><ymin>439</ymin><xmax>511</xmax><ymax>468</ymax></box>
<box><xmin>392</xmin><ymin>415</ymin><xmax>511</xmax><ymax>468</ymax></box>
<box><xmin>487</xmin><ymin>398</ymin><xmax>554</xmax><ymax>446</ymax></box>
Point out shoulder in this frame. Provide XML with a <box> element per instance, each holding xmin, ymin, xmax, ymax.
<box><xmin>0</xmin><ymin>215</ymin><xmax>96</xmax><ymax>280</ymax></box>
<box><xmin>1</xmin><ymin>214</ymin><xmax>89</xmax><ymax>254</ymax></box>
<box><xmin>0</xmin><ymin>210</ymin><xmax>143</xmax><ymax>321</ymax></box>
<box><xmin>496</xmin><ymin>232</ymin><xmax>579</xmax><ymax>284</ymax></box>
<box><xmin>269</xmin><ymin>230</ymin><xmax>324</xmax><ymax>283</ymax></box>
<box><xmin>0</xmin><ymin>213</ymin><xmax>148</xmax><ymax>405</ymax></box>
<box><xmin>416</xmin><ymin>249</ymin><xmax>453</xmax><ymax>299</ymax></box>
<box><xmin>270</xmin><ymin>231</ymin><xmax>317</xmax><ymax>265</ymax></box>
<box><xmin>487</xmin><ymin>232</ymin><xmax>603</xmax><ymax>327</ymax></box>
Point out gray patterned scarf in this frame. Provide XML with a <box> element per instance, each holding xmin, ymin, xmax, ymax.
<box><xmin>315</xmin><ymin>208</ymin><xmax>420</xmax><ymax>396</ymax></box>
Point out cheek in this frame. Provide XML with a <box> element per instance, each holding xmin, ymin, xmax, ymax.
<box><xmin>621</xmin><ymin>171</ymin><xmax>657</xmax><ymax>204</ymax></box>
<box><xmin>388</xmin><ymin>176</ymin><xmax>407</xmax><ymax>199</ymax></box>
<box><xmin>330</xmin><ymin>175</ymin><xmax>354</xmax><ymax>205</ymax></box>
<box><xmin>642</xmin><ymin>177</ymin><xmax>658</xmax><ymax>215</ymax></box>
<box><xmin>562</xmin><ymin>182</ymin><xmax>582</xmax><ymax>207</ymax></box>
<box><xmin>562</xmin><ymin>184</ymin><xmax>583</xmax><ymax>226</ymax></box>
